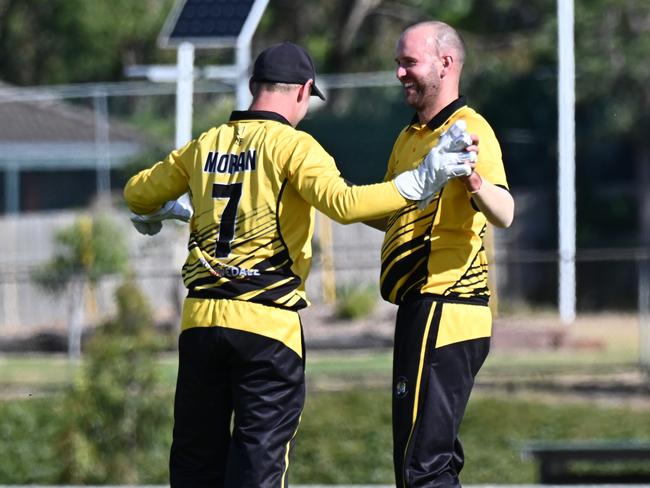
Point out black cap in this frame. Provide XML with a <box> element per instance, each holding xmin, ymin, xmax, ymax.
<box><xmin>251</xmin><ymin>42</ymin><xmax>325</xmax><ymax>100</ymax></box>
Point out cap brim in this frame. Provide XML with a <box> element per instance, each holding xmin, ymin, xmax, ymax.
<box><xmin>311</xmin><ymin>84</ymin><xmax>326</xmax><ymax>101</ymax></box>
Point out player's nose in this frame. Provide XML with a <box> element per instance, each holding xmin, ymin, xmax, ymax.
<box><xmin>396</xmin><ymin>65</ymin><xmax>407</xmax><ymax>79</ymax></box>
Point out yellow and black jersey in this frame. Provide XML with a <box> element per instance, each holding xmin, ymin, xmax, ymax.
<box><xmin>380</xmin><ymin>97</ymin><xmax>509</xmax><ymax>305</ymax></box>
<box><xmin>124</xmin><ymin>110</ymin><xmax>407</xmax><ymax>314</ymax></box>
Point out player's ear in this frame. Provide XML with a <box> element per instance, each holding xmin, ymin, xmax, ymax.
<box><xmin>298</xmin><ymin>79</ymin><xmax>313</xmax><ymax>102</ymax></box>
<box><xmin>440</xmin><ymin>55</ymin><xmax>453</xmax><ymax>77</ymax></box>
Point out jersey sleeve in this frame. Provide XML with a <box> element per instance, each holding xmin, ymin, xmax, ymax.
<box><xmin>123</xmin><ymin>139</ymin><xmax>194</xmax><ymax>214</ymax></box>
<box><xmin>464</xmin><ymin>114</ymin><xmax>509</xmax><ymax>190</ymax></box>
<box><xmin>282</xmin><ymin>132</ymin><xmax>407</xmax><ymax>224</ymax></box>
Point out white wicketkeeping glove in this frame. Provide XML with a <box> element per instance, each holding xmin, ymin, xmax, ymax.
<box><xmin>393</xmin><ymin>120</ymin><xmax>477</xmax><ymax>208</ymax></box>
<box><xmin>130</xmin><ymin>193</ymin><xmax>193</xmax><ymax>236</ymax></box>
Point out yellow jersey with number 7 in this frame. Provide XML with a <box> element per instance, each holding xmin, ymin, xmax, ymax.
<box><xmin>124</xmin><ymin>110</ymin><xmax>408</xmax><ymax>312</ymax></box>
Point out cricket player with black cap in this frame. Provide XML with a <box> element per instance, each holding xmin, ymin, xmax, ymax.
<box><xmin>124</xmin><ymin>41</ymin><xmax>477</xmax><ymax>487</ymax></box>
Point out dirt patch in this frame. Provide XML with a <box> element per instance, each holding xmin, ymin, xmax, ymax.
<box><xmin>1</xmin><ymin>303</ymin><xmax>639</xmax><ymax>358</ymax></box>
<box><xmin>300</xmin><ymin>301</ymin><xmax>397</xmax><ymax>350</ymax></box>
<box><xmin>301</xmin><ymin>305</ymin><xmax>636</xmax><ymax>353</ymax></box>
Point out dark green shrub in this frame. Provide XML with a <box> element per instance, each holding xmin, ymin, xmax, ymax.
<box><xmin>0</xmin><ymin>397</ymin><xmax>63</xmax><ymax>483</ymax></box>
<box><xmin>335</xmin><ymin>283</ymin><xmax>378</xmax><ymax>319</ymax></box>
<box><xmin>57</xmin><ymin>279</ymin><xmax>171</xmax><ymax>484</ymax></box>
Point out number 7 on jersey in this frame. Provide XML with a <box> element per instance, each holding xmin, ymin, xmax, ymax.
<box><xmin>212</xmin><ymin>183</ymin><xmax>242</xmax><ymax>258</ymax></box>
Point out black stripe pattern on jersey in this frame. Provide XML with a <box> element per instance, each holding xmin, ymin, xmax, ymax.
<box><xmin>181</xmin><ymin>179</ymin><xmax>306</xmax><ymax>311</ymax></box>
<box><xmin>442</xmin><ymin>224</ymin><xmax>490</xmax><ymax>302</ymax></box>
<box><xmin>380</xmin><ymin>201</ymin><xmax>439</xmax><ymax>304</ymax></box>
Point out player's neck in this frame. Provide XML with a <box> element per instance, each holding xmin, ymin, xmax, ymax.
<box><xmin>250</xmin><ymin>93</ymin><xmax>300</xmax><ymax>127</ymax></box>
<box><xmin>418</xmin><ymin>94</ymin><xmax>458</xmax><ymax>124</ymax></box>
<box><xmin>417</xmin><ymin>86</ymin><xmax>459</xmax><ymax>124</ymax></box>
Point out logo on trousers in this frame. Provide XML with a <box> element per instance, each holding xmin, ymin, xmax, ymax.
<box><xmin>395</xmin><ymin>377</ymin><xmax>408</xmax><ymax>398</ymax></box>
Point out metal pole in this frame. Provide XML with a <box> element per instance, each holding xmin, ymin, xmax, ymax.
<box><xmin>558</xmin><ymin>0</ymin><xmax>576</xmax><ymax>324</ymax></box>
<box><xmin>235</xmin><ymin>42</ymin><xmax>251</xmax><ymax>110</ymax></box>
<box><xmin>175</xmin><ymin>42</ymin><xmax>195</xmax><ymax>148</ymax></box>
<box><xmin>235</xmin><ymin>0</ymin><xmax>270</xmax><ymax>110</ymax></box>
<box><xmin>1</xmin><ymin>217</ymin><xmax>20</xmax><ymax>329</ymax></box>
<box><xmin>640</xmin><ymin>257</ymin><xmax>650</xmax><ymax>374</ymax></box>
<box><xmin>5</xmin><ymin>165</ymin><xmax>19</xmax><ymax>213</ymax></box>
<box><xmin>93</xmin><ymin>89</ymin><xmax>111</xmax><ymax>199</ymax></box>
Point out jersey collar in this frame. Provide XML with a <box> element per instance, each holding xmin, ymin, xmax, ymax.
<box><xmin>230</xmin><ymin>110</ymin><xmax>292</xmax><ymax>126</ymax></box>
<box><xmin>409</xmin><ymin>96</ymin><xmax>467</xmax><ymax>131</ymax></box>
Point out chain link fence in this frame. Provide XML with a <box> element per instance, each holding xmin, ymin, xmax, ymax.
<box><xmin>0</xmin><ymin>80</ymin><xmax>648</xmax><ymax>365</ymax></box>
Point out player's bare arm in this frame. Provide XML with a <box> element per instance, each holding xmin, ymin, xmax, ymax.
<box><xmin>466</xmin><ymin>177</ymin><xmax>514</xmax><ymax>228</ymax></box>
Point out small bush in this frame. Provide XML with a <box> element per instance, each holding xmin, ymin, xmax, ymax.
<box><xmin>335</xmin><ymin>283</ymin><xmax>378</xmax><ymax>319</ymax></box>
<box><xmin>0</xmin><ymin>397</ymin><xmax>63</xmax><ymax>483</ymax></box>
<box><xmin>31</xmin><ymin>214</ymin><xmax>128</xmax><ymax>291</ymax></box>
<box><xmin>57</xmin><ymin>278</ymin><xmax>171</xmax><ymax>484</ymax></box>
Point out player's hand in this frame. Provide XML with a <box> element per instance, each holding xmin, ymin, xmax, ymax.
<box><xmin>131</xmin><ymin>220</ymin><xmax>163</xmax><ymax>236</ymax></box>
<box><xmin>425</xmin><ymin>120</ymin><xmax>477</xmax><ymax>182</ymax></box>
<box><xmin>130</xmin><ymin>194</ymin><xmax>193</xmax><ymax>236</ymax></box>
<box><xmin>416</xmin><ymin>122</ymin><xmax>477</xmax><ymax>208</ymax></box>
<box><xmin>151</xmin><ymin>194</ymin><xmax>193</xmax><ymax>223</ymax></box>
<box><xmin>458</xmin><ymin>134</ymin><xmax>482</xmax><ymax>193</ymax></box>
<box><xmin>393</xmin><ymin>120</ymin><xmax>477</xmax><ymax>204</ymax></box>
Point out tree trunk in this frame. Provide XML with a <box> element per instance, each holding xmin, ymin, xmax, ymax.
<box><xmin>68</xmin><ymin>277</ymin><xmax>86</xmax><ymax>361</ymax></box>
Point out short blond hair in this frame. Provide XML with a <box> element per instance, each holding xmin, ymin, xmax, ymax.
<box><xmin>250</xmin><ymin>81</ymin><xmax>300</xmax><ymax>97</ymax></box>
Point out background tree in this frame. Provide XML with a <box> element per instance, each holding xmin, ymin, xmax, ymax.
<box><xmin>32</xmin><ymin>213</ymin><xmax>129</xmax><ymax>359</ymax></box>
<box><xmin>573</xmin><ymin>1</ymin><xmax>650</xmax><ymax>247</ymax></box>
<box><xmin>58</xmin><ymin>278</ymin><xmax>170</xmax><ymax>484</ymax></box>
<box><xmin>3</xmin><ymin>0</ymin><xmax>648</xmax><ymax>307</ymax></box>
<box><xmin>0</xmin><ymin>0</ymin><xmax>173</xmax><ymax>85</ymax></box>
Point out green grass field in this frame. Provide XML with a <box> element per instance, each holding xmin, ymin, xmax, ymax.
<box><xmin>0</xmin><ymin>336</ymin><xmax>644</xmax><ymax>397</ymax></box>
<box><xmin>1</xmin><ymin>319</ymin><xmax>649</xmax><ymax>485</ymax></box>
<box><xmin>2</xmin><ymin>380</ymin><xmax>650</xmax><ymax>484</ymax></box>
<box><xmin>2</xmin><ymin>310</ymin><xmax>641</xmax><ymax>391</ymax></box>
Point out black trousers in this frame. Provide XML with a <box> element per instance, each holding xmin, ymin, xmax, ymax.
<box><xmin>170</xmin><ymin>326</ymin><xmax>305</xmax><ymax>488</ymax></box>
<box><xmin>392</xmin><ymin>297</ymin><xmax>490</xmax><ymax>488</ymax></box>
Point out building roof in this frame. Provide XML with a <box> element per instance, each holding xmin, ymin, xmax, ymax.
<box><xmin>0</xmin><ymin>96</ymin><xmax>143</xmax><ymax>144</ymax></box>
<box><xmin>0</xmin><ymin>83</ymin><xmax>150</xmax><ymax>170</ymax></box>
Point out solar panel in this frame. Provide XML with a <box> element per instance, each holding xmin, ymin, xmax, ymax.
<box><xmin>159</xmin><ymin>0</ymin><xmax>256</xmax><ymax>48</ymax></box>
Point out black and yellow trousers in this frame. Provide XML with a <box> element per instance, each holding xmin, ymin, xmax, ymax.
<box><xmin>170</xmin><ymin>298</ymin><xmax>305</xmax><ymax>488</ymax></box>
<box><xmin>392</xmin><ymin>296</ymin><xmax>490</xmax><ymax>488</ymax></box>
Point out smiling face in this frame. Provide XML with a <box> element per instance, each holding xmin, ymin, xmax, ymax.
<box><xmin>395</xmin><ymin>27</ymin><xmax>443</xmax><ymax>115</ymax></box>
<box><xmin>395</xmin><ymin>22</ymin><xmax>464</xmax><ymax>122</ymax></box>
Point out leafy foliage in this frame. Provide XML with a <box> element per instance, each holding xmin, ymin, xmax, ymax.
<box><xmin>1</xmin><ymin>0</ymin><xmax>648</xmax><ymax>249</ymax></box>
<box><xmin>335</xmin><ymin>283</ymin><xmax>378</xmax><ymax>320</ymax></box>
<box><xmin>57</xmin><ymin>279</ymin><xmax>171</xmax><ymax>484</ymax></box>
<box><xmin>3</xmin><ymin>384</ymin><xmax>650</xmax><ymax>483</ymax></box>
<box><xmin>575</xmin><ymin>0</ymin><xmax>650</xmax><ymax>136</ymax></box>
<box><xmin>0</xmin><ymin>280</ymin><xmax>172</xmax><ymax>484</ymax></box>
<box><xmin>0</xmin><ymin>0</ymin><xmax>174</xmax><ymax>85</ymax></box>
<box><xmin>0</xmin><ymin>397</ymin><xmax>63</xmax><ymax>483</ymax></box>
<box><xmin>32</xmin><ymin>214</ymin><xmax>129</xmax><ymax>292</ymax></box>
